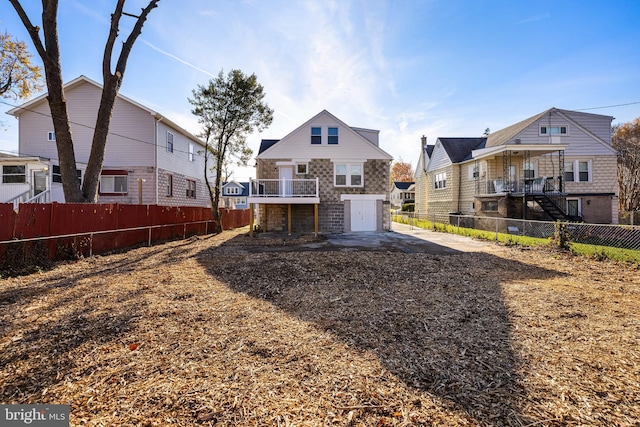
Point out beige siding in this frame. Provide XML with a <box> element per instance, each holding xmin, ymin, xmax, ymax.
<box><xmin>426</xmin><ymin>165</ymin><xmax>456</xmax><ymax>216</ymax></box>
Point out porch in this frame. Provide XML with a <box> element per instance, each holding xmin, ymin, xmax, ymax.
<box><xmin>471</xmin><ymin>144</ymin><xmax>580</xmax><ymax>221</ymax></box>
<box><xmin>247</xmin><ymin>178</ymin><xmax>320</xmax><ymax>237</ymax></box>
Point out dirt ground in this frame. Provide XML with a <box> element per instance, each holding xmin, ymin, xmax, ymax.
<box><xmin>1</xmin><ymin>227</ymin><xmax>638</xmax><ymax>426</ymax></box>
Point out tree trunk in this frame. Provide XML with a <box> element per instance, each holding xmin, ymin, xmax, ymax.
<box><xmin>83</xmin><ymin>74</ymin><xmax>119</xmax><ymax>202</ymax></box>
<box><xmin>40</xmin><ymin>1</ymin><xmax>83</xmax><ymax>202</ymax></box>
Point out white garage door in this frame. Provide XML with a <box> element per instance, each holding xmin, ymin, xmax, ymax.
<box><xmin>351</xmin><ymin>199</ymin><xmax>377</xmax><ymax>231</ymax></box>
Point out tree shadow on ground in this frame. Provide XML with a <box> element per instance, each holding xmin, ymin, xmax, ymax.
<box><xmin>201</xmin><ymin>234</ymin><xmax>567</xmax><ymax>425</ymax></box>
<box><xmin>0</xmin><ymin>239</ymin><xmax>198</xmax><ymax>402</ymax></box>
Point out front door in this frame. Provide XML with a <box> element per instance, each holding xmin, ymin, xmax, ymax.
<box><xmin>279</xmin><ymin>167</ymin><xmax>293</xmax><ymax>196</ymax></box>
<box><xmin>351</xmin><ymin>199</ymin><xmax>377</xmax><ymax>231</ymax></box>
<box><xmin>33</xmin><ymin>170</ymin><xmax>47</xmax><ymax>196</ymax></box>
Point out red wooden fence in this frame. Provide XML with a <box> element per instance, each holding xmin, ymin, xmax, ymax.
<box><xmin>0</xmin><ymin>203</ymin><xmax>250</xmax><ymax>273</ymax></box>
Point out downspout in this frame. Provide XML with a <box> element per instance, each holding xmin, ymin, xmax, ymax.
<box><xmin>457</xmin><ymin>163</ymin><xmax>462</xmax><ymax>214</ymax></box>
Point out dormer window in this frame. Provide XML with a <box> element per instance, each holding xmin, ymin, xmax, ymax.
<box><xmin>540</xmin><ymin>125</ymin><xmax>567</xmax><ymax>136</ymax></box>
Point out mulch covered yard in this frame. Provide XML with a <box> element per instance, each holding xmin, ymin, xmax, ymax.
<box><xmin>0</xmin><ymin>227</ymin><xmax>638</xmax><ymax>426</ymax></box>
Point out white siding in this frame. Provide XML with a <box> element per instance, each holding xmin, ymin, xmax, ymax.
<box><xmin>426</xmin><ymin>140</ymin><xmax>453</xmax><ymax>172</ymax></box>
<box><xmin>156</xmin><ymin>122</ymin><xmax>206</xmax><ymax>179</ymax></box>
<box><xmin>259</xmin><ymin>111</ymin><xmax>391</xmax><ymax>161</ymax></box>
<box><xmin>18</xmin><ymin>80</ymin><xmax>156</xmax><ymax>167</ymax></box>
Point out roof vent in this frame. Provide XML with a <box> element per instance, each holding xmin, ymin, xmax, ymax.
<box><xmin>514</xmin><ymin>139</ymin><xmax>521</xmax><ymax>144</ymax></box>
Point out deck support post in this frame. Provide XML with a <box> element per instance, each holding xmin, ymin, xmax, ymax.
<box><xmin>249</xmin><ymin>203</ymin><xmax>254</xmax><ymax>238</ymax></box>
<box><xmin>288</xmin><ymin>204</ymin><xmax>292</xmax><ymax>235</ymax></box>
<box><xmin>314</xmin><ymin>204</ymin><xmax>319</xmax><ymax>236</ymax></box>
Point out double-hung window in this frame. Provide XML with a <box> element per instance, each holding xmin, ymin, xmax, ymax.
<box><xmin>167</xmin><ymin>131</ymin><xmax>174</xmax><ymax>153</ymax></box>
<box><xmin>186</xmin><ymin>180</ymin><xmax>196</xmax><ymax>198</ymax></box>
<box><xmin>434</xmin><ymin>172</ymin><xmax>447</xmax><ymax>189</ymax></box>
<box><xmin>524</xmin><ymin>161</ymin><xmax>537</xmax><ymax>179</ymax></box>
<box><xmin>2</xmin><ymin>165</ymin><xmax>26</xmax><ymax>183</ymax></box>
<box><xmin>188</xmin><ymin>143</ymin><xmax>194</xmax><ymax>161</ymax></box>
<box><xmin>334</xmin><ymin>163</ymin><xmax>363</xmax><ymax>187</ymax></box>
<box><xmin>311</xmin><ymin>127</ymin><xmax>322</xmax><ymax>144</ymax></box>
<box><xmin>48</xmin><ymin>131</ymin><xmax>56</xmax><ymax>142</ymax></box>
<box><xmin>564</xmin><ymin>160</ymin><xmax>591</xmax><ymax>183</ymax></box>
<box><xmin>328</xmin><ymin>127</ymin><xmax>338</xmax><ymax>144</ymax></box>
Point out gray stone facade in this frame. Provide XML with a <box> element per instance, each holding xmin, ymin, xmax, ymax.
<box><xmin>255</xmin><ymin>158</ymin><xmax>390</xmax><ymax>233</ymax></box>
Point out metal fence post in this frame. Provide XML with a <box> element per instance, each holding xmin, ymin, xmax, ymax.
<box><xmin>148</xmin><ymin>227</ymin><xmax>152</xmax><ymax>247</ymax></box>
<box><xmin>89</xmin><ymin>232</ymin><xmax>93</xmax><ymax>257</ymax></box>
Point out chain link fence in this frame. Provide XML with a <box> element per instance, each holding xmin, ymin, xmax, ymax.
<box><xmin>396</xmin><ymin>213</ymin><xmax>640</xmax><ymax>251</ymax></box>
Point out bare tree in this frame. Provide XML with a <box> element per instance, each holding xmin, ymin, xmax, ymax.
<box><xmin>613</xmin><ymin>118</ymin><xmax>640</xmax><ymax>222</ymax></box>
<box><xmin>9</xmin><ymin>0</ymin><xmax>159</xmax><ymax>202</ymax></box>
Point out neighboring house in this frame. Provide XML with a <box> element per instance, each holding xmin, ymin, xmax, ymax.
<box><xmin>5</xmin><ymin>75</ymin><xmax>209</xmax><ymax>207</ymax></box>
<box><xmin>413</xmin><ymin>135</ymin><xmax>434</xmax><ymax>216</ymax></box>
<box><xmin>249</xmin><ymin>110</ymin><xmax>393</xmax><ymax>234</ymax></box>
<box><xmin>220</xmin><ymin>181</ymin><xmax>249</xmax><ymax>209</ymax></box>
<box><xmin>0</xmin><ymin>153</ymin><xmax>51</xmax><ymax>209</ymax></box>
<box><xmin>390</xmin><ymin>181</ymin><xmax>415</xmax><ymax>209</ymax></box>
<box><xmin>415</xmin><ymin>108</ymin><xmax>618</xmax><ymax>224</ymax></box>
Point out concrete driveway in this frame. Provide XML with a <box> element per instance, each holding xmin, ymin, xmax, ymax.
<box><xmin>256</xmin><ymin>222</ymin><xmax>496</xmax><ymax>254</ymax></box>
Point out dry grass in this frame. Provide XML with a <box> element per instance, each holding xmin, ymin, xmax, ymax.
<box><xmin>1</xmin><ymin>227</ymin><xmax>638</xmax><ymax>426</ymax></box>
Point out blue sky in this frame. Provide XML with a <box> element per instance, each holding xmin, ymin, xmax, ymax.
<box><xmin>2</xmin><ymin>0</ymin><xmax>640</xmax><ymax>181</ymax></box>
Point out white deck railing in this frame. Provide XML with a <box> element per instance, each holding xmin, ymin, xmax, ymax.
<box><xmin>478</xmin><ymin>176</ymin><xmax>562</xmax><ymax>195</ymax></box>
<box><xmin>249</xmin><ymin>178</ymin><xmax>319</xmax><ymax>198</ymax></box>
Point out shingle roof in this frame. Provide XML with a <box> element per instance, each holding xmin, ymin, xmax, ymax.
<box><xmin>393</xmin><ymin>181</ymin><xmax>414</xmax><ymax>190</ymax></box>
<box><xmin>425</xmin><ymin>145</ymin><xmax>435</xmax><ymax>158</ymax></box>
<box><xmin>485</xmin><ymin>108</ymin><xmax>554</xmax><ymax>148</ymax></box>
<box><xmin>258</xmin><ymin>139</ymin><xmax>280</xmax><ymax>154</ymax></box>
<box><xmin>438</xmin><ymin>138</ymin><xmax>487</xmax><ymax>163</ymax></box>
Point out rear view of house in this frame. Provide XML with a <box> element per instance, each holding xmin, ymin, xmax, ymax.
<box><xmin>249</xmin><ymin>110</ymin><xmax>392</xmax><ymax>234</ymax></box>
<box><xmin>5</xmin><ymin>75</ymin><xmax>209</xmax><ymax>208</ymax></box>
<box><xmin>414</xmin><ymin>108</ymin><xmax>619</xmax><ymax>224</ymax></box>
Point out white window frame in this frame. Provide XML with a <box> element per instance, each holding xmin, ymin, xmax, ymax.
<box><xmin>565</xmin><ymin>160</ymin><xmax>592</xmax><ymax>183</ymax></box>
<box><xmin>186</xmin><ymin>180</ymin><xmax>196</xmax><ymax>198</ymax></box>
<box><xmin>99</xmin><ymin>174</ymin><xmax>128</xmax><ymax>194</ymax></box>
<box><xmin>166</xmin><ymin>174</ymin><xmax>173</xmax><ymax>197</ymax></box>
<box><xmin>310</xmin><ymin>127</ymin><xmax>322</xmax><ymax>145</ymax></box>
<box><xmin>434</xmin><ymin>172</ymin><xmax>447</xmax><ymax>189</ymax></box>
<box><xmin>540</xmin><ymin>125</ymin><xmax>568</xmax><ymax>136</ymax></box>
<box><xmin>188</xmin><ymin>143</ymin><xmax>194</xmax><ymax>161</ymax></box>
<box><xmin>225</xmin><ymin>186</ymin><xmax>240</xmax><ymax>195</ymax></box>
<box><xmin>334</xmin><ymin>163</ymin><xmax>364</xmax><ymax>187</ymax></box>
<box><xmin>167</xmin><ymin>131</ymin><xmax>174</xmax><ymax>153</ymax></box>
<box><xmin>47</xmin><ymin>131</ymin><xmax>56</xmax><ymax>142</ymax></box>
<box><xmin>2</xmin><ymin>165</ymin><xmax>26</xmax><ymax>183</ymax></box>
<box><xmin>296</xmin><ymin>163</ymin><xmax>308</xmax><ymax>174</ymax></box>
<box><xmin>328</xmin><ymin>127</ymin><xmax>339</xmax><ymax>145</ymax></box>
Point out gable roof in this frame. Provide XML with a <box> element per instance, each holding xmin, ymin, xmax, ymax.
<box><xmin>258</xmin><ymin>139</ymin><xmax>280</xmax><ymax>154</ymax></box>
<box><xmin>438</xmin><ymin>138</ymin><xmax>487</xmax><ymax>163</ymax></box>
<box><xmin>485</xmin><ymin>107</ymin><xmax>614</xmax><ymax>149</ymax></box>
<box><xmin>257</xmin><ymin>109</ymin><xmax>392</xmax><ymax>160</ymax></box>
<box><xmin>7</xmin><ymin>75</ymin><xmax>205</xmax><ymax>147</ymax></box>
<box><xmin>392</xmin><ymin>181</ymin><xmax>414</xmax><ymax>190</ymax></box>
<box><xmin>221</xmin><ymin>181</ymin><xmax>249</xmax><ymax>196</ymax></box>
<box><xmin>425</xmin><ymin>145</ymin><xmax>435</xmax><ymax>158</ymax></box>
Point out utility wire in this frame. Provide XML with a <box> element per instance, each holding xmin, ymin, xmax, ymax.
<box><xmin>0</xmin><ymin>99</ymin><xmax>211</xmax><ymax>161</ymax></box>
